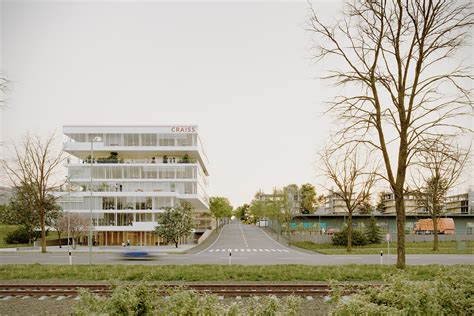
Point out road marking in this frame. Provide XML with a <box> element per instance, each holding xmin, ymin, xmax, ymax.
<box><xmin>215</xmin><ymin>249</ymin><xmax>220</xmax><ymax>252</ymax></box>
<box><xmin>209</xmin><ymin>249</ymin><xmax>214</xmax><ymax>252</ymax></box>
<box><xmin>234</xmin><ymin>249</ymin><xmax>239</xmax><ymax>252</ymax></box>
<box><xmin>196</xmin><ymin>225</ymin><xmax>228</xmax><ymax>255</ymax></box>
<box><xmin>253</xmin><ymin>249</ymin><xmax>257</xmax><ymax>252</ymax></box>
<box><xmin>259</xmin><ymin>249</ymin><xmax>263</xmax><ymax>252</ymax></box>
<box><xmin>264</xmin><ymin>249</ymin><xmax>270</xmax><ymax>252</ymax></box>
<box><xmin>260</xmin><ymin>227</ymin><xmax>291</xmax><ymax>250</ymax></box>
<box><xmin>246</xmin><ymin>249</ymin><xmax>251</xmax><ymax>252</ymax></box>
<box><xmin>271</xmin><ymin>249</ymin><xmax>276</xmax><ymax>252</ymax></box>
<box><xmin>240</xmin><ymin>249</ymin><xmax>245</xmax><ymax>252</ymax></box>
<box><xmin>239</xmin><ymin>224</ymin><xmax>249</xmax><ymax>248</ymax></box>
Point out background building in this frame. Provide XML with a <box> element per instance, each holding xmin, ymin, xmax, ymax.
<box><xmin>56</xmin><ymin>125</ymin><xmax>210</xmax><ymax>246</ymax></box>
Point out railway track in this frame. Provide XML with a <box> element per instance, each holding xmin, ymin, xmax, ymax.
<box><xmin>0</xmin><ymin>283</ymin><xmax>351</xmax><ymax>298</ymax></box>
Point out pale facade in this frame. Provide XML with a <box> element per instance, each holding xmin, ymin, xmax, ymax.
<box><xmin>56</xmin><ymin>125</ymin><xmax>210</xmax><ymax>246</ymax></box>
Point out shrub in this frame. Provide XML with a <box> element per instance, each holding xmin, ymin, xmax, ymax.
<box><xmin>4</xmin><ymin>227</ymin><xmax>30</xmax><ymax>244</ymax></box>
<box><xmin>365</xmin><ymin>216</ymin><xmax>382</xmax><ymax>244</ymax></box>
<box><xmin>74</xmin><ymin>284</ymin><xmax>303</xmax><ymax>316</ymax></box>
<box><xmin>331</xmin><ymin>266</ymin><xmax>474</xmax><ymax>315</ymax></box>
<box><xmin>332</xmin><ymin>228</ymin><xmax>368</xmax><ymax>246</ymax></box>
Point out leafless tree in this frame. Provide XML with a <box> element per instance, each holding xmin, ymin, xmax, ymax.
<box><xmin>309</xmin><ymin>0</ymin><xmax>473</xmax><ymax>268</ymax></box>
<box><xmin>320</xmin><ymin>146</ymin><xmax>377</xmax><ymax>252</ymax></box>
<box><xmin>0</xmin><ymin>74</ymin><xmax>6</xmax><ymax>108</ymax></box>
<box><xmin>3</xmin><ymin>134</ymin><xmax>64</xmax><ymax>253</ymax></box>
<box><xmin>56</xmin><ymin>213</ymin><xmax>90</xmax><ymax>249</ymax></box>
<box><xmin>411</xmin><ymin>136</ymin><xmax>469</xmax><ymax>250</ymax></box>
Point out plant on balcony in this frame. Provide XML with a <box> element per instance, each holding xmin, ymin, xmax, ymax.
<box><xmin>97</xmin><ymin>152</ymin><xmax>119</xmax><ymax>164</ymax></box>
<box><xmin>179</xmin><ymin>154</ymin><xmax>191</xmax><ymax>163</ymax></box>
<box><xmin>163</xmin><ymin>155</ymin><xmax>168</xmax><ymax>163</ymax></box>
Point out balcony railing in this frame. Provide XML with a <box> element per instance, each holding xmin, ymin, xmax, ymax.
<box><xmin>66</xmin><ymin>157</ymin><xmax>198</xmax><ymax>164</ymax></box>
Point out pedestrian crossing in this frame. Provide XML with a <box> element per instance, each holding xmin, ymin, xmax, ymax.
<box><xmin>208</xmin><ymin>248</ymin><xmax>289</xmax><ymax>253</ymax></box>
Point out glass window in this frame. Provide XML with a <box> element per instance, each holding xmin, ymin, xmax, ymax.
<box><xmin>142</xmin><ymin>134</ymin><xmax>157</xmax><ymax>146</ymax></box>
<box><xmin>124</xmin><ymin>134</ymin><xmax>140</xmax><ymax>146</ymax></box>
<box><xmin>136</xmin><ymin>213</ymin><xmax>152</xmax><ymax>222</ymax></box>
<box><xmin>117</xmin><ymin>213</ymin><xmax>133</xmax><ymax>226</ymax></box>
<box><xmin>159</xmin><ymin>134</ymin><xmax>175</xmax><ymax>146</ymax></box>
<box><xmin>105</xmin><ymin>134</ymin><xmax>122</xmax><ymax>146</ymax></box>
<box><xmin>136</xmin><ymin>197</ymin><xmax>146</xmax><ymax>210</ymax></box>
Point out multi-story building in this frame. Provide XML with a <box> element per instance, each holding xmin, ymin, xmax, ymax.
<box><xmin>56</xmin><ymin>125</ymin><xmax>210</xmax><ymax>246</ymax></box>
<box><xmin>380</xmin><ymin>189</ymin><xmax>474</xmax><ymax>215</ymax></box>
<box><xmin>323</xmin><ymin>192</ymin><xmax>349</xmax><ymax>214</ymax></box>
<box><xmin>445</xmin><ymin>189</ymin><xmax>474</xmax><ymax>215</ymax></box>
<box><xmin>379</xmin><ymin>192</ymin><xmax>426</xmax><ymax>215</ymax></box>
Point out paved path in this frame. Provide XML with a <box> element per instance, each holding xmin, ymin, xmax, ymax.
<box><xmin>0</xmin><ymin>223</ymin><xmax>472</xmax><ymax>265</ymax></box>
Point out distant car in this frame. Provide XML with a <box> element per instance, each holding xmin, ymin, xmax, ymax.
<box><xmin>326</xmin><ymin>228</ymin><xmax>340</xmax><ymax>235</ymax></box>
<box><xmin>121</xmin><ymin>250</ymin><xmax>154</xmax><ymax>259</ymax></box>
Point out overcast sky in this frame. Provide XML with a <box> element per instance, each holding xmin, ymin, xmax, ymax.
<box><xmin>0</xmin><ymin>0</ymin><xmax>471</xmax><ymax>207</ymax></box>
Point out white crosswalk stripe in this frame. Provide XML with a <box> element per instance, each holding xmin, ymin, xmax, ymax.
<box><xmin>208</xmin><ymin>248</ymin><xmax>289</xmax><ymax>253</ymax></box>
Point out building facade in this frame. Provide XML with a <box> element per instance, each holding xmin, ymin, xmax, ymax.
<box><xmin>56</xmin><ymin>125</ymin><xmax>210</xmax><ymax>246</ymax></box>
<box><xmin>380</xmin><ymin>189</ymin><xmax>474</xmax><ymax>215</ymax></box>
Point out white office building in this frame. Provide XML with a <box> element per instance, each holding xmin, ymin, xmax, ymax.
<box><xmin>57</xmin><ymin>125</ymin><xmax>210</xmax><ymax>246</ymax></box>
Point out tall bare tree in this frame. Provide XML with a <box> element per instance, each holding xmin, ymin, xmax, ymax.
<box><xmin>309</xmin><ymin>0</ymin><xmax>473</xmax><ymax>268</ymax></box>
<box><xmin>412</xmin><ymin>137</ymin><xmax>469</xmax><ymax>250</ymax></box>
<box><xmin>0</xmin><ymin>74</ymin><xmax>6</xmax><ymax>108</ymax></box>
<box><xmin>320</xmin><ymin>146</ymin><xmax>377</xmax><ymax>252</ymax></box>
<box><xmin>3</xmin><ymin>134</ymin><xmax>64</xmax><ymax>253</ymax></box>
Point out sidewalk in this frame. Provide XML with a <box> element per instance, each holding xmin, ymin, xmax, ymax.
<box><xmin>1</xmin><ymin>244</ymin><xmax>196</xmax><ymax>253</ymax></box>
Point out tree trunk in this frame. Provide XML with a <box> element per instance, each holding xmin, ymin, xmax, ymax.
<box><xmin>175</xmin><ymin>241</ymin><xmax>178</xmax><ymax>248</ymax></box>
<box><xmin>347</xmin><ymin>213</ymin><xmax>352</xmax><ymax>253</ymax></box>
<box><xmin>432</xmin><ymin>215</ymin><xmax>439</xmax><ymax>251</ymax></box>
<box><xmin>40</xmin><ymin>211</ymin><xmax>46</xmax><ymax>253</ymax></box>
<box><xmin>57</xmin><ymin>232</ymin><xmax>62</xmax><ymax>248</ymax></box>
<box><xmin>395</xmin><ymin>190</ymin><xmax>406</xmax><ymax>269</ymax></box>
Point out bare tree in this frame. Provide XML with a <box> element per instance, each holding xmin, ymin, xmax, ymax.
<box><xmin>320</xmin><ymin>146</ymin><xmax>377</xmax><ymax>252</ymax></box>
<box><xmin>3</xmin><ymin>134</ymin><xmax>64</xmax><ymax>253</ymax></box>
<box><xmin>411</xmin><ymin>137</ymin><xmax>469</xmax><ymax>250</ymax></box>
<box><xmin>0</xmin><ymin>74</ymin><xmax>6</xmax><ymax>108</ymax></box>
<box><xmin>309</xmin><ymin>0</ymin><xmax>473</xmax><ymax>268</ymax></box>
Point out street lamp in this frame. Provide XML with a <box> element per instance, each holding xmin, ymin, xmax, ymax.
<box><xmin>89</xmin><ymin>136</ymin><xmax>102</xmax><ymax>265</ymax></box>
<box><xmin>65</xmin><ymin>176</ymin><xmax>72</xmax><ymax>265</ymax></box>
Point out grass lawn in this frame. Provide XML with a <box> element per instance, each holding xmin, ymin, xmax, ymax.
<box><xmin>0</xmin><ymin>264</ymin><xmax>472</xmax><ymax>282</ymax></box>
<box><xmin>0</xmin><ymin>225</ymin><xmax>57</xmax><ymax>248</ymax></box>
<box><xmin>290</xmin><ymin>241</ymin><xmax>474</xmax><ymax>254</ymax></box>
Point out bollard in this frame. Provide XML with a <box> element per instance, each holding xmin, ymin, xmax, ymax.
<box><xmin>69</xmin><ymin>251</ymin><xmax>72</xmax><ymax>265</ymax></box>
<box><xmin>380</xmin><ymin>250</ymin><xmax>383</xmax><ymax>265</ymax></box>
<box><xmin>229</xmin><ymin>251</ymin><xmax>232</xmax><ymax>265</ymax></box>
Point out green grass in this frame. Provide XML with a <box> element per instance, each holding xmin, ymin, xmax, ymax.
<box><xmin>0</xmin><ymin>264</ymin><xmax>472</xmax><ymax>282</ymax></box>
<box><xmin>291</xmin><ymin>241</ymin><xmax>474</xmax><ymax>254</ymax></box>
<box><xmin>0</xmin><ymin>225</ymin><xmax>57</xmax><ymax>248</ymax></box>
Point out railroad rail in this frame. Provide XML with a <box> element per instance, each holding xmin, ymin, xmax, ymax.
<box><xmin>0</xmin><ymin>283</ymin><xmax>361</xmax><ymax>298</ymax></box>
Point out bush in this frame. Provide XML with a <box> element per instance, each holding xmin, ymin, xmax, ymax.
<box><xmin>4</xmin><ymin>227</ymin><xmax>30</xmax><ymax>244</ymax></box>
<box><xmin>331</xmin><ymin>266</ymin><xmax>474</xmax><ymax>315</ymax></box>
<box><xmin>74</xmin><ymin>283</ymin><xmax>302</xmax><ymax>316</ymax></box>
<box><xmin>332</xmin><ymin>228</ymin><xmax>368</xmax><ymax>246</ymax></box>
<box><xmin>365</xmin><ymin>216</ymin><xmax>382</xmax><ymax>244</ymax></box>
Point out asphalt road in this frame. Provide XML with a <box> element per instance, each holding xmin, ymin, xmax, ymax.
<box><xmin>0</xmin><ymin>223</ymin><xmax>472</xmax><ymax>265</ymax></box>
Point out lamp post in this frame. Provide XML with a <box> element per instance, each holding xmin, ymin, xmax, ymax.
<box><xmin>65</xmin><ymin>176</ymin><xmax>72</xmax><ymax>265</ymax></box>
<box><xmin>89</xmin><ymin>136</ymin><xmax>102</xmax><ymax>265</ymax></box>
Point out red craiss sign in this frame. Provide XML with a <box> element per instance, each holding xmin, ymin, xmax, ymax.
<box><xmin>171</xmin><ymin>126</ymin><xmax>197</xmax><ymax>133</ymax></box>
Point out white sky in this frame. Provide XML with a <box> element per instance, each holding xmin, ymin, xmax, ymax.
<box><xmin>0</xmin><ymin>0</ymin><xmax>471</xmax><ymax>207</ymax></box>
